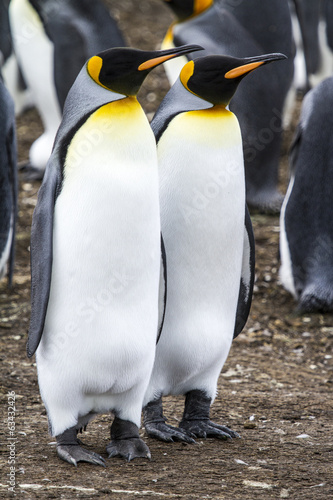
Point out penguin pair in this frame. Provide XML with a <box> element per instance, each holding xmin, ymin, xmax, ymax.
<box><xmin>0</xmin><ymin>76</ymin><xmax>17</xmax><ymax>286</ymax></box>
<box><xmin>28</xmin><ymin>42</ymin><xmax>286</xmax><ymax>465</ymax></box>
<box><xmin>9</xmin><ymin>0</ymin><xmax>126</xmax><ymax>178</ymax></box>
<box><xmin>161</xmin><ymin>0</ymin><xmax>294</xmax><ymax>213</ymax></box>
<box><xmin>280</xmin><ymin>76</ymin><xmax>333</xmax><ymax>313</ymax></box>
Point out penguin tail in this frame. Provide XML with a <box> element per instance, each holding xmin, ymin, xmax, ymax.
<box><xmin>298</xmin><ymin>283</ymin><xmax>333</xmax><ymax>313</ymax></box>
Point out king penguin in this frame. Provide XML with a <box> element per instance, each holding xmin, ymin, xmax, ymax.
<box><xmin>143</xmin><ymin>52</ymin><xmax>286</xmax><ymax>443</ymax></box>
<box><xmin>9</xmin><ymin>0</ymin><xmax>127</xmax><ymax>178</ymax></box>
<box><xmin>280</xmin><ymin>76</ymin><xmax>333</xmax><ymax>313</ymax></box>
<box><xmin>27</xmin><ymin>44</ymin><xmax>202</xmax><ymax>466</ymax></box>
<box><xmin>0</xmin><ymin>76</ymin><xmax>17</xmax><ymax>285</ymax></box>
<box><xmin>160</xmin><ymin>0</ymin><xmax>294</xmax><ymax>213</ymax></box>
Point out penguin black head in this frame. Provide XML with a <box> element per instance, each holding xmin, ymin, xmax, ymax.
<box><xmin>87</xmin><ymin>45</ymin><xmax>203</xmax><ymax>96</ymax></box>
<box><xmin>180</xmin><ymin>53</ymin><xmax>287</xmax><ymax>105</ymax></box>
<box><xmin>163</xmin><ymin>0</ymin><xmax>213</xmax><ymax>20</ymax></box>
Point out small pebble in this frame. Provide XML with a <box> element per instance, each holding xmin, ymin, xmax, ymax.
<box><xmin>244</xmin><ymin>421</ymin><xmax>257</xmax><ymax>429</ymax></box>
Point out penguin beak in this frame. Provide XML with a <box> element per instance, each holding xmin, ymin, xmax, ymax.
<box><xmin>224</xmin><ymin>53</ymin><xmax>287</xmax><ymax>79</ymax></box>
<box><xmin>138</xmin><ymin>44</ymin><xmax>204</xmax><ymax>71</ymax></box>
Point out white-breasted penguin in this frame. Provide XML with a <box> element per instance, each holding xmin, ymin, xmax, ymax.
<box><xmin>9</xmin><ymin>0</ymin><xmax>127</xmax><ymax>178</ymax></box>
<box><xmin>161</xmin><ymin>0</ymin><xmax>294</xmax><ymax>213</ymax></box>
<box><xmin>143</xmin><ymin>52</ymin><xmax>286</xmax><ymax>443</ymax></box>
<box><xmin>280</xmin><ymin>76</ymin><xmax>333</xmax><ymax>313</ymax></box>
<box><xmin>0</xmin><ymin>76</ymin><xmax>17</xmax><ymax>285</ymax></box>
<box><xmin>27</xmin><ymin>44</ymin><xmax>202</xmax><ymax>466</ymax></box>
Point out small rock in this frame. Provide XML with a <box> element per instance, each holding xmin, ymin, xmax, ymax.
<box><xmin>244</xmin><ymin>421</ymin><xmax>257</xmax><ymax>429</ymax></box>
<box><xmin>243</xmin><ymin>480</ymin><xmax>272</xmax><ymax>489</ymax></box>
<box><xmin>321</xmin><ymin>327</ymin><xmax>333</xmax><ymax>336</ymax></box>
<box><xmin>235</xmin><ymin>459</ymin><xmax>248</xmax><ymax>465</ymax></box>
<box><xmin>280</xmin><ymin>488</ymin><xmax>290</xmax><ymax>498</ymax></box>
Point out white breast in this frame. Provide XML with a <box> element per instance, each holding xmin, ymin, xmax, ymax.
<box><xmin>144</xmin><ymin>108</ymin><xmax>246</xmax><ymax>402</ymax></box>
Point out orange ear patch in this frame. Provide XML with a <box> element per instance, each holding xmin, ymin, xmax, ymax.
<box><xmin>180</xmin><ymin>60</ymin><xmax>195</xmax><ymax>92</ymax></box>
<box><xmin>87</xmin><ymin>56</ymin><xmax>103</xmax><ymax>84</ymax></box>
<box><xmin>194</xmin><ymin>0</ymin><xmax>213</xmax><ymax>16</ymax></box>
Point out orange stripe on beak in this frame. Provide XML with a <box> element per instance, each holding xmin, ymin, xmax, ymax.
<box><xmin>138</xmin><ymin>53</ymin><xmax>181</xmax><ymax>71</ymax></box>
<box><xmin>224</xmin><ymin>61</ymin><xmax>264</xmax><ymax>79</ymax></box>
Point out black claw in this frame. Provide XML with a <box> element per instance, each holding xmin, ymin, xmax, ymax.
<box><xmin>180</xmin><ymin>418</ymin><xmax>240</xmax><ymax>440</ymax></box>
<box><xmin>107</xmin><ymin>438</ymin><xmax>151</xmax><ymax>461</ymax></box>
<box><xmin>57</xmin><ymin>444</ymin><xmax>106</xmax><ymax>467</ymax></box>
<box><xmin>107</xmin><ymin>417</ymin><xmax>151</xmax><ymax>461</ymax></box>
<box><xmin>145</xmin><ymin>421</ymin><xmax>196</xmax><ymax>444</ymax></box>
<box><xmin>179</xmin><ymin>390</ymin><xmax>240</xmax><ymax>441</ymax></box>
<box><xmin>143</xmin><ymin>398</ymin><xmax>196</xmax><ymax>444</ymax></box>
<box><xmin>56</xmin><ymin>427</ymin><xmax>105</xmax><ymax>467</ymax></box>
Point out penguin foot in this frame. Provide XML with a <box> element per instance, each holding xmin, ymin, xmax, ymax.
<box><xmin>57</xmin><ymin>444</ymin><xmax>106</xmax><ymax>467</ymax></box>
<box><xmin>56</xmin><ymin>428</ymin><xmax>105</xmax><ymax>467</ymax></box>
<box><xmin>107</xmin><ymin>437</ymin><xmax>151</xmax><ymax>461</ymax></box>
<box><xmin>145</xmin><ymin>421</ymin><xmax>196</xmax><ymax>444</ymax></box>
<box><xmin>179</xmin><ymin>418</ymin><xmax>239</xmax><ymax>440</ymax></box>
<box><xmin>107</xmin><ymin>416</ymin><xmax>151</xmax><ymax>461</ymax></box>
<box><xmin>179</xmin><ymin>389</ymin><xmax>240</xmax><ymax>440</ymax></box>
<box><xmin>298</xmin><ymin>287</ymin><xmax>333</xmax><ymax>313</ymax></box>
<box><xmin>18</xmin><ymin>161</ymin><xmax>44</xmax><ymax>181</ymax></box>
<box><xmin>143</xmin><ymin>398</ymin><xmax>196</xmax><ymax>444</ymax></box>
<box><xmin>246</xmin><ymin>190</ymin><xmax>284</xmax><ymax>215</ymax></box>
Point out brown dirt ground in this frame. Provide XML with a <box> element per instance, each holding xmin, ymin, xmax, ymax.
<box><xmin>1</xmin><ymin>1</ymin><xmax>332</xmax><ymax>499</ymax></box>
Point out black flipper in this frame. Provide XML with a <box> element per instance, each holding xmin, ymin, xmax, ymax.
<box><xmin>157</xmin><ymin>234</ymin><xmax>167</xmax><ymax>343</ymax></box>
<box><xmin>27</xmin><ymin>159</ymin><xmax>62</xmax><ymax>357</ymax></box>
<box><xmin>233</xmin><ymin>206</ymin><xmax>255</xmax><ymax>338</ymax></box>
<box><xmin>5</xmin><ymin>122</ymin><xmax>17</xmax><ymax>287</ymax></box>
<box><xmin>289</xmin><ymin>121</ymin><xmax>302</xmax><ymax>173</ymax></box>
